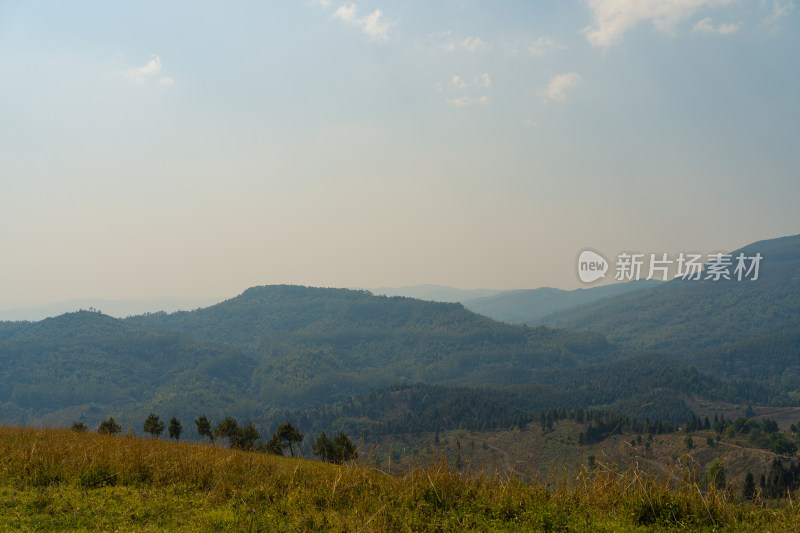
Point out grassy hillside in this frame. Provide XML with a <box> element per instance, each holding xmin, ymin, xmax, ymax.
<box><xmin>368</xmin><ymin>422</ymin><xmax>787</xmax><ymax>489</ymax></box>
<box><xmin>2</xmin><ymin>426</ymin><xmax>798</xmax><ymax>531</ymax></box>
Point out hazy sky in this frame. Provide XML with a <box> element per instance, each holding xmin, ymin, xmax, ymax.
<box><xmin>1</xmin><ymin>0</ymin><xmax>798</xmax><ymax>308</ymax></box>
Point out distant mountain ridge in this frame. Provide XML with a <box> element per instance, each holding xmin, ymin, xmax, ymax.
<box><xmin>462</xmin><ymin>280</ymin><xmax>662</xmax><ymax>325</ymax></box>
<box><xmin>541</xmin><ymin>233</ymin><xmax>800</xmax><ymax>353</ymax></box>
<box><xmin>0</xmin><ymin>297</ymin><xmax>224</xmax><ymax>322</ymax></box>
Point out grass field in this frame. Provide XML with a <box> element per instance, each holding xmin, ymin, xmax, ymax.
<box><xmin>1</xmin><ymin>426</ymin><xmax>798</xmax><ymax>531</ymax></box>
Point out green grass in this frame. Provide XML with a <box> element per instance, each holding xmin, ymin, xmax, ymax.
<box><xmin>0</xmin><ymin>426</ymin><xmax>798</xmax><ymax>531</ymax></box>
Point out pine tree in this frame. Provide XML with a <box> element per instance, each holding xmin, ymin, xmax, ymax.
<box><xmin>766</xmin><ymin>460</ymin><xmax>786</xmax><ymax>498</ymax></box>
<box><xmin>214</xmin><ymin>417</ymin><xmax>239</xmax><ymax>446</ymax></box>
<box><xmin>98</xmin><ymin>416</ymin><xmax>121</xmax><ymax>435</ymax></box>
<box><xmin>143</xmin><ymin>413</ymin><xmax>165</xmax><ymax>438</ymax></box>
<box><xmin>195</xmin><ymin>415</ymin><xmax>213</xmax><ymax>443</ymax></box>
<box><xmin>168</xmin><ymin>417</ymin><xmax>183</xmax><ymax>440</ymax></box>
<box><xmin>274</xmin><ymin>422</ymin><xmax>304</xmax><ymax>457</ymax></box>
<box><xmin>312</xmin><ymin>432</ymin><xmax>333</xmax><ymax>462</ymax></box>
<box><xmin>232</xmin><ymin>423</ymin><xmax>260</xmax><ymax>451</ymax></box>
<box><xmin>264</xmin><ymin>434</ymin><xmax>284</xmax><ymax>455</ymax></box>
<box><xmin>311</xmin><ymin>432</ymin><xmax>358</xmax><ymax>464</ymax></box>
<box><xmin>743</xmin><ymin>472</ymin><xmax>756</xmax><ymax>501</ymax></box>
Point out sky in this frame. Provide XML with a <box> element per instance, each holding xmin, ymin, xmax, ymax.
<box><xmin>1</xmin><ymin>0</ymin><xmax>798</xmax><ymax>309</ymax></box>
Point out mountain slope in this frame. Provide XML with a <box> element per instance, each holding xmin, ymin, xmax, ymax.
<box><xmin>0</xmin><ymin>311</ymin><xmax>259</xmax><ymax>427</ymax></box>
<box><xmin>463</xmin><ymin>280</ymin><xmax>661</xmax><ymax>325</ymax></box>
<box><xmin>125</xmin><ymin>286</ymin><xmax>617</xmax><ymax>406</ymax></box>
<box><xmin>0</xmin><ymin>288</ymin><xmax>616</xmax><ymax>428</ymax></box>
<box><xmin>541</xmin><ymin>233</ymin><xmax>800</xmax><ymax>354</ymax></box>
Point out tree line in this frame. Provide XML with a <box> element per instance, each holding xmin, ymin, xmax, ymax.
<box><xmin>71</xmin><ymin>414</ymin><xmax>357</xmax><ymax>464</ymax></box>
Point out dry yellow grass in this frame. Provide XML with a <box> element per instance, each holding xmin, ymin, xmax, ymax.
<box><xmin>1</xmin><ymin>425</ymin><xmax>799</xmax><ymax>531</ymax></box>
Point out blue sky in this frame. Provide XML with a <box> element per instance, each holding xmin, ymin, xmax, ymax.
<box><xmin>0</xmin><ymin>0</ymin><xmax>798</xmax><ymax>307</ymax></box>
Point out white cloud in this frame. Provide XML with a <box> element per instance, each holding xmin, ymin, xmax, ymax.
<box><xmin>334</xmin><ymin>4</ymin><xmax>391</xmax><ymax>41</ymax></box>
<box><xmin>448</xmin><ymin>96</ymin><xmax>472</xmax><ymax>107</ymax></box>
<box><xmin>763</xmin><ymin>0</ymin><xmax>795</xmax><ymax>25</ymax></box>
<box><xmin>439</xmin><ymin>73</ymin><xmax>492</xmax><ymax>106</ymax></box>
<box><xmin>462</xmin><ymin>36</ymin><xmax>488</xmax><ymax>52</ymax></box>
<box><xmin>124</xmin><ymin>55</ymin><xmax>162</xmax><ymax>82</ymax></box>
<box><xmin>446</xmin><ymin>95</ymin><xmax>490</xmax><ymax>107</ymax></box>
<box><xmin>451</xmin><ymin>76</ymin><xmax>467</xmax><ymax>89</ymax></box>
<box><xmin>473</xmin><ymin>73</ymin><xmax>491</xmax><ymax>88</ymax></box>
<box><xmin>528</xmin><ymin>36</ymin><xmax>564</xmax><ymax>55</ymax></box>
<box><xmin>693</xmin><ymin>17</ymin><xmax>741</xmax><ymax>34</ymax></box>
<box><xmin>359</xmin><ymin>9</ymin><xmax>390</xmax><ymax>41</ymax></box>
<box><xmin>545</xmin><ymin>73</ymin><xmax>582</xmax><ymax>103</ymax></box>
<box><xmin>158</xmin><ymin>77</ymin><xmax>175</xmax><ymax>87</ymax></box>
<box><xmin>440</xmin><ymin>35</ymin><xmax>490</xmax><ymax>52</ymax></box>
<box><xmin>524</xmin><ymin>119</ymin><xmax>539</xmax><ymax>126</ymax></box>
<box><xmin>312</xmin><ymin>0</ymin><xmax>331</xmax><ymax>8</ymax></box>
<box><xmin>334</xmin><ymin>3</ymin><xmax>357</xmax><ymax>23</ymax></box>
<box><xmin>582</xmin><ymin>0</ymin><xmax>733</xmax><ymax>48</ymax></box>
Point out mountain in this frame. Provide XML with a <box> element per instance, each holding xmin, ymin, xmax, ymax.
<box><xmin>3</xmin><ymin>234</ymin><xmax>799</xmax><ymax>434</ymax></box>
<box><xmin>0</xmin><ymin>286</ymin><xmax>614</xmax><ymax>428</ymax></box>
<box><xmin>0</xmin><ymin>311</ymin><xmax>259</xmax><ymax>428</ymax></box>
<box><xmin>462</xmin><ymin>280</ymin><xmax>662</xmax><ymax>325</ymax></box>
<box><xmin>541</xmin><ymin>233</ymin><xmax>800</xmax><ymax>354</ymax></box>
<box><xmin>125</xmin><ymin>285</ymin><xmax>616</xmax><ymax>401</ymax></box>
<box><xmin>369</xmin><ymin>284</ymin><xmax>502</xmax><ymax>303</ymax></box>
<box><xmin>0</xmin><ymin>297</ymin><xmax>224</xmax><ymax>321</ymax></box>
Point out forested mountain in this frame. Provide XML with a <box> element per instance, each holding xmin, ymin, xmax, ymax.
<box><xmin>124</xmin><ymin>286</ymin><xmax>616</xmax><ymax>396</ymax></box>
<box><xmin>0</xmin><ymin>311</ymin><xmax>260</xmax><ymax>428</ymax></box>
<box><xmin>2</xmin><ymin>234</ymin><xmax>798</xmax><ymax>435</ymax></box>
<box><xmin>0</xmin><ymin>287</ymin><xmax>614</xmax><ymax>429</ymax></box>
<box><xmin>542</xmin><ymin>234</ymin><xmax>800</xmax><ymax>354</ymax></box>
<box><xmin>462</xmin><ymin>280</ymin><xmax>661</xmax><ymax>325</ymax></box>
